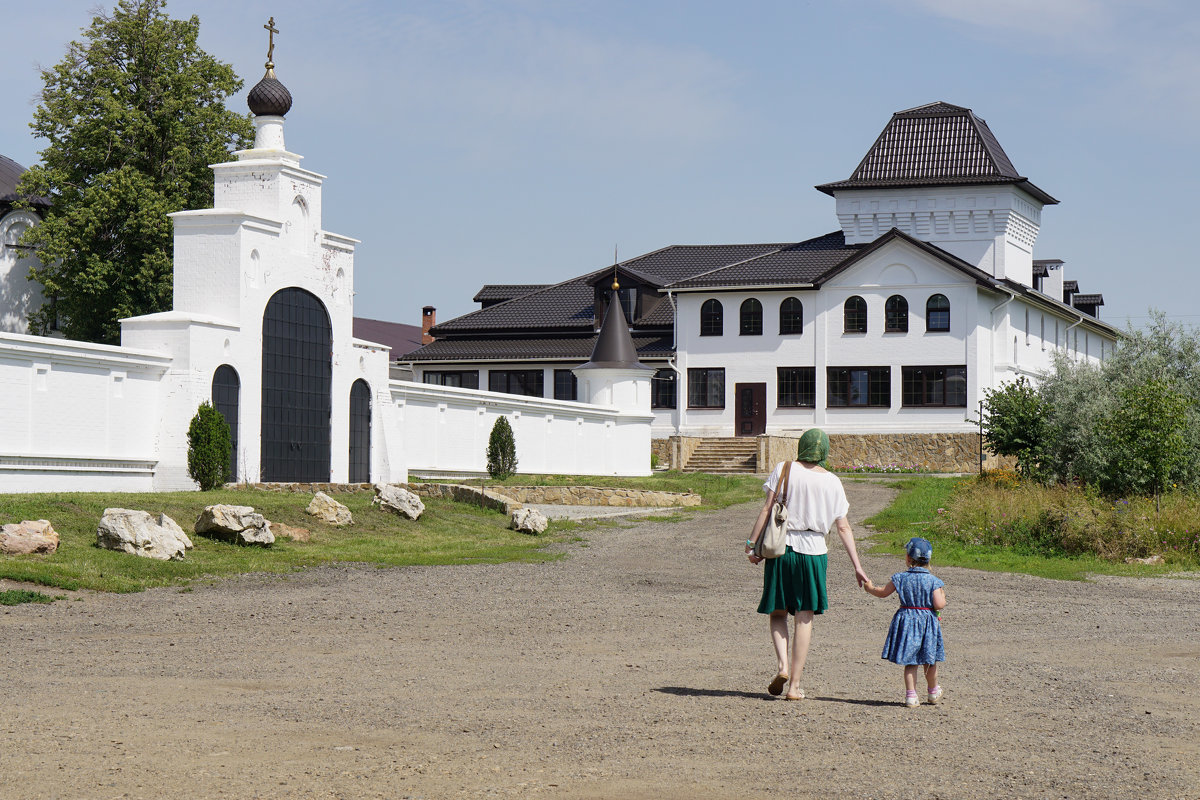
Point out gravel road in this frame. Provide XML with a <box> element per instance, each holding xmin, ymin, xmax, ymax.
<box><xmin>1</xmin><ymin>479</ymin><xmax>1197</xmax><ymax>799</ymax></box>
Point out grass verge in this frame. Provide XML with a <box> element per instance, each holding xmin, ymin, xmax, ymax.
<box><xmin>863</xmin><ymin>476</ymin><xmax>1199</xmax><ymax>581</ymax></box>
<box><xmin>0</xmin><ymin>474</ymin><xmax>762</xmax><ymax>594</ymax></box>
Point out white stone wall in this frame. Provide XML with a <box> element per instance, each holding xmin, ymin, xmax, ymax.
<box><xmin>0</xmin><ymin>332</ymin><xmax>169</xmax><ymax>491</ymax></box>
<box><xmin>0</xmin><ymin>210</ymin><xmax>47</xmax><ymax>335</ymax></box>
<box><xmin>391</xmin><ymin>380</ymin><xmax>652</xmax><ymax>477</ymax></box>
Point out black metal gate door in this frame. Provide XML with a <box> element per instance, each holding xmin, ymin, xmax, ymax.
<box><xmin>349</xmin><ymin>379</ymin><xmax>371</xmax><ymax>483</ymax></box>
<box><xmin>260</xmin><ymin>288</ymin><xmax>332</xmax><ymax>482</ymax></box>
<box><xmin>212</xmin><ymin>364</ymin><xmax>240</xmax><ymax>482</ymax></box>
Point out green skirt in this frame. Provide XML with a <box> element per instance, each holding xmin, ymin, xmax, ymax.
<box><xmin>757</xmin><ymin>549</ymin><xmax>828</xmax><ymax>615</ymax></box>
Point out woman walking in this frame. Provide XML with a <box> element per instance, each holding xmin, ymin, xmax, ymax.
<box><xmin>745</xmin><ymin>429</ymin><xmax>868</xmax><ymax>700</ymax></box>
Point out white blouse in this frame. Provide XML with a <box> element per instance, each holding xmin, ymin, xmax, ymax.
<box><xmin>763</xmin><ymin>461</ymin><xmax>850</xmax><ymax>555</ymax></box>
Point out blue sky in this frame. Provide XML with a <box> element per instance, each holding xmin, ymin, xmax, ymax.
<box><xmin>3</xmin><ymin>0</ymin><xmax>1198</xmax><ymax>329</ymax></box>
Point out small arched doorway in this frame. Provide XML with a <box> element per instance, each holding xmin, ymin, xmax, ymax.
<box><xmin>349</xmin><ymin>379</ymin><xmax>371</xmax><ymax>483</ymax></box>
<box><xmin>212</xmin><ymin>365</ymin><xmax>240</xmax><ymax>482</ymax></box>
<box><xmin>260</xmin><ymin>288</ymin><xmax>332</xmax><ymax>482</ymax></box>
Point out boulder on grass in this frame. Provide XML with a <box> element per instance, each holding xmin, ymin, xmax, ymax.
<box><xmin>0</xmin><ymin>520</ymin><xmax>59</xmax><ymax>555</ymax></box>
<box><xmin>306</xmin><ymin>492</ymin><xmax>353</xmax><ymax>526</ymax></box>
<box><xmin>510</xmin><ymin>507</ymin><xmax>548</xmax><ymax>535</ymax></box>
<box><xmin>97</xmin><ymin>509</ymin><xmax>193</xmax><ymax>561</ymax></box>
<box><xmin>274</xmin><ymin>523</ymin><xmax>311</xmax><ymax>543</ymax></box>
<box><xmin>194</xmin><ymin>505</ymin><xmax>274</xmax><ymax>546</ymax></box>
<box><xmin>373</xmin><ymin>484</ymin><xmax>425</xmax><ymax>520</ymax></box>
<box><xmin>1124</xmin><ymin>555</ymin><xmax>1164</xmax><ymax>565</ymax></box>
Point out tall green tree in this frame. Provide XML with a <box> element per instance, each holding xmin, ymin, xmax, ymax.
<box><xmin>17</xmin><ymin>0</ymin><xmax>252</xmax><ymax>343</ymax></box>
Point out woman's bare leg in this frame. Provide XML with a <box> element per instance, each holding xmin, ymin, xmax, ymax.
<box><xmin>785</xmin><ymin>611</ymin><xmax>813</xmax><ymax>698</ymax></box>
<box><xmin>769</xmin><ymin>611</ymin><xmax>789</xmax><ymax>675</ymax></box>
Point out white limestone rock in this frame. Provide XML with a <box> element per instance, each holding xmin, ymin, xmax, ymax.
<box><xmin>194</xmin><ymin>505</ymin><xmax>274</xmax><ymax>546</ymax></box>
<box><xmin>372</xmin><ymin>484</ymin><xmax>425</xmax><ymax>521</ymax></box>
<box><xmin>306</xmin><ymin>492</ymin><xmax>353</xmax><ymax>526</ymax></box>
<box><xmin>0</xmin><ymin>519</ymin><xmax>59</xmax><ymax>555</ymax></box>
<box><xmin>97</xmin><ymin>509</ymin><xmax>193</xmax><ymax>561</ymax></box>
<box><xmin>510</xmin><ymin>507</ymin><xmax>548</xmax><ymax>535</ymax></box>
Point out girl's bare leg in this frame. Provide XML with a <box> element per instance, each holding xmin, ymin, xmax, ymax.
<box><xmin>786</xmin><ymin>611</ymin><xmax>813</xmax><ymax>698</ymax></box>
<box><xmin>904</xmin><ymin>665</ymin><xmax>919</xmax><ymax>694</ymax></box>
<box><xmin>924</xmin><ymin>664</ymin><xmax>938</xmax><ymax>692</ymax></box>
<box><xmin>769</xmin><ymin>611</ymin><xmax>789</xmax><ymax>675</ymax></box>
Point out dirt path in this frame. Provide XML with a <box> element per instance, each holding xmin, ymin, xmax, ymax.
<box><xmin>1</xmin><ymin>480</ymin><xmax>1197</xmax><ymax>799</ymax></box>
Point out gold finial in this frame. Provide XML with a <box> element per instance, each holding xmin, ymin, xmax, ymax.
<box><xmin>611</xmin><ymin>245</ymin><xmax>620</xmax><ymax>290</ymax></box>
<box><xmin>264</xmin><ymin>17</ymin><xmax>279</xmax><ymax>68</ymax></box>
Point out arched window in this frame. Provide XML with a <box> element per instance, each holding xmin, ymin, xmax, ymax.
<box><xmin>739</xmin><ymin>298</ymin><xmax>763</xmax><ymax>335</ymax></box>
<box><xmin>779</xmin><ymin>297</ymin><xmax>803</xmax><ymax>335</ymax></box>
<box><xmin>700</xmin><ymin>299</ymin><xmax>723</xmax><ymax>336</ymax></box>
<box><xmin>885</xmin><ymin>295</ymin><xmax>909</xmax><ymax>333</ymax></box>
<box><xmin>261</xmin><ymin>287</ymin><xmax>332</xmax><ymax>482</ymax></box>
<box><xmin>212</xmin><ymin>365</ymin><xmax>240</xmax><ymax>482</ymax></box>
<box><xmin>844</xmin><ymin>296</ymin><xmax>867</xmax><ymax>333</ymax></box>
<box><xmin>926</xmin><ymin>294</ymin><xmax>950</xmax><ymax>332</ymax></box>
<box><xmin>349</xmin><ymin>379</ymin><xmax>371</xmax><ymax>483</ymax></box>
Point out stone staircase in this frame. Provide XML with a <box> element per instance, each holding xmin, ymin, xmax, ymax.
<box><xmin>682</xmin><ymin>437</ymin><xmax>759</xmax><ymax>474</ymax></box>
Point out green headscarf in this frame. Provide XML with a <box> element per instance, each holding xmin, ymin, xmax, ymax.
<box><xmin>796</xmin><ymin>428</ymin><xmax>830</xmax><ymax>468</ymax></box>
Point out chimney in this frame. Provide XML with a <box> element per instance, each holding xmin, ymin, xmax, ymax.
<box><xmin>421</xmin><ymin>306</ymin><xmax>436</xmax><ymax>344</ymax></box>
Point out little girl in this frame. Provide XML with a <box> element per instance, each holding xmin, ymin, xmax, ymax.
<box><xmin>863</xmin><ymin>536</ymin><xmax>946</xmax><ymax>707</ymax></box>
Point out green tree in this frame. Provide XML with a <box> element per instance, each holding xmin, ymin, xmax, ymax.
<box><xmin>17</xmin><ymin>0</ymin><xmax>252</xmax><ymax>343</ymax></box>
<box><xmin>981</xmin><ymin>376</ymin><xmax>1049</xmax><ymax>480</ymax></box>
<box><xmin>187</xmin><ymin>401</ymin><xmax>232</xmax><ymax>490</ymax></box>
<box><xmin>486</xmin><ymin>417</ymin><xmax>519</xmax><ymax>480</ymax></box>
<box><xmin>1104</xmin><ymin>379</ymin><xmax>1192</xmax><ymax>506</ymax></box>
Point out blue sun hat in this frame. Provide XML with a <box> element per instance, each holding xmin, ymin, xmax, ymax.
<box><xmin>905</xmin><ymin>536</ymin><xmax>933</xmax><ymax>563</ymax></box>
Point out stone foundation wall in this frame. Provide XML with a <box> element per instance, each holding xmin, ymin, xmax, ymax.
<box><xmin>759</xmin><ymin>435</ymin><xmax>800</xmax><ymax>472</ymax></box>
<box><xmin>406</xmin><ymin>483</ymin><xmax>519</xmax><ymax>514</ymax></box>
<box><xmin>650</xmin><ymin>439</ymin><xmax>672</xmax><ymax>468</ymax></box>
<box><xmin>492</xmin><ymin>486</ymin><xmax>701</xmax><ymax>508</ymax></box>
<box><xmin>827</xmin><ymin>433</ymin><xmax>997</xmax><ymax>473</ymax></box>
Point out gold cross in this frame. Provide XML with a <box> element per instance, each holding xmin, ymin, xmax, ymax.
<box><xmin>264</xmin><ymin>17</ymin><xmax>279</xmax><ymax>65</ymax></box>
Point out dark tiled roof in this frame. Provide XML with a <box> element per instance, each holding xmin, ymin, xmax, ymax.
<box><xmin>472</xmin><ymin>284</ymin><xmax>550</xmax><ymax>303</ymax></box>
<box><xmin>353</xmin><ymin>317</ymin><xmax>424</xmax><ymax>356</ymax></box>
<box><xmin>665</xmin><ymin>232</ymin><xmax>860</xmax><ymax>290</ymax></box>
<box><xmin>1064</xmin><ymin>280</ymin><xmax>1079</xmax><ymax>291</ymax></box>
<box><xmin>1072</xmin><ymin>294</ymin><xmax>1103</xmax><ymax>305</ymax></box>
<box><xmin>401</xmin><ymin>334</ymin><xmax>673</xmax><ymax>362</ymax></box>
<box><xmin>815</xmin><ymin>102</ymin><xmax>1057</xmax><ymax>205</ymax></box>
<box><xmin>431</xmin><ymin>243</ymin><xmax>787</xmax><ymax>334</ymax></box>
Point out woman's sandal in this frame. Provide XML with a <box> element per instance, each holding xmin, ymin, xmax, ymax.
<box><xmin>768</xmin><ymin>673</ymin><xmax>790</xmax><ymax>696</ymax></box>
<box><xmin>783</xmin><ymin>687</ymin><xmax>805</xmax><ymax>701</ymax></box>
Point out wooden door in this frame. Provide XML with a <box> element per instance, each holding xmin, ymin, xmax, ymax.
<box><xmin>735</xmin><ymin>382</ymin><xmax>766</xmax><ymax>436</ymax></box>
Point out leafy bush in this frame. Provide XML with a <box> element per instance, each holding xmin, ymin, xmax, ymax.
<box><xmin>981</xmin><ymin>376</ymin><xmax>1048</xmax><ymax>480</ymax></box>
<box><xmin>187</xmin><ymin>401</ymin><xmax>232</xmax><ymax>490</ymax></box>
<box><xmin>486</xmin><ymin>416</ymin><xmax>518</xmax><ymax>480</ymax></box>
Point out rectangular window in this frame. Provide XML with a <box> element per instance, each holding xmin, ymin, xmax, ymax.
<box><xmin>423</xmin><ymin>370</ymin><xmax>479</xmax><ymax>389</ymax></box>
<box><xmin>777</xmin><ymin>367</ymin><xmax>816</xmax><ymax>408</ymax></box>
<box><xmin>488</xmin><ymin>369</ymin><xmax>544</xmax><ymax>397</ymax></box>
<box><xmin>902</xmin><ymin>366</ymin><xmax>967</xmax><ymax>407</ymax></box>
<box><xmin>651</xmin><ymin>368</ymin><xmax>677</xmax><ymax>409</ymax></box>
<box><xmin>553</xmin><ymin>369</ymin><xmax>577</xmax><ymax>401</ymax></box>
<box><xmin>827</xmin><ymin>367</ymin><xmax>890</xmax><ymax>407</ymax></box>
<box><xmin>687</xmin><ymin>368</ymin><xmax>725</xmax><ymax>409</ymax></box>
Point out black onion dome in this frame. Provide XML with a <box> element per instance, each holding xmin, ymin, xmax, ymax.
<box><xmin>247</xmin><ymin>68</ymin><xmax>293</xmax><ymax>116</ymax></box>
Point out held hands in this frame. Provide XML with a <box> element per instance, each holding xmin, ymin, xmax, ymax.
<box><xmin>855</xmin><ymin>567</ymin><xmax>869</xmax><ymax>589</ymax></box>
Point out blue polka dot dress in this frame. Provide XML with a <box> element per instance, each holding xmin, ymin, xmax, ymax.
<box><xmin>881</xmin><ymin>567</ymin><xmax>945</xmax><ymax>666</ymax></box>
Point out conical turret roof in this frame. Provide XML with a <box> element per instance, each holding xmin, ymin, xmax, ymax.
<box><xmin>576</xmin><ymin>290</ymin><xmax>653</xmax><ymax>371</ymax></box>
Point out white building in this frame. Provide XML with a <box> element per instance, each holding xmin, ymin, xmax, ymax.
<box><xmin>0</xmin><ymin>53</ymin><xmax>653</xmax><ymax>492</ymax></box>
<box><xmin>405</xmin><ymin>102</ymin><xmax>1118</xmax><ymax>448</ymax></box>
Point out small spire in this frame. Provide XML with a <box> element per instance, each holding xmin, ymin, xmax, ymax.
<box><xmin>611</xmin><ymin>245</ymin><xmax>620</xmax><ymax>290</ymax></box>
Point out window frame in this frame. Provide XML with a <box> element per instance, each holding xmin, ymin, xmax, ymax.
<box><xmin>925</xmin><ymin>294</ymin><xmax>950</xmax><ymax>333</ymax></box>
<box><xmin>826</xmin><ymin>366</ymin><xmax>890</xmax><ymax>408</ymax></box>
<box><xmin>779</xmin><ymin>297</ymin><xmax>803</xmax><ymax>335</ymax></box>
<box><xmin>552</xmin><ymin>369</ymin><xmax>577</xmax><ymax>401</ymax></box>
<box><xmin>739</xmin><ymin>298</ymin><xmax>763</xmax><ymax>336</ymax></box>
<box><xmin>885</xmin><ymin>294</ymin><xmax>909</xmax><ymax>333</ymax></box>
<box><xmin>901</xmin><ymin>365</ymin><xmax>967</xmax><ymax>408</ymax></box>
<box><xmin>687</xmin><ymin>367</ymin><xmax>726</xmax><ymax>409</ymax></box>
<box><xmin>651</xmin><ymin>368</ymin><xmax>677</xmax><ymax>409</ymax></box>
<box><xmin>488</xmin><ymin>369</ymin><xmax>545</xmax><ymax>397</ymax></box>
<box><xmin>777</xmin><ymin>366</ymin><xmax>816</xmax><ymax>408</ymax></box>
<box><xmin>844</xmin><ymin>296</ymin><xmax>867</xmax><ymax>334</ymax></box>
<box><xmin>700</xmin><ymin>299</ymin><xmax>723</xmax><ymax>336</ymax></box>
<box><xmin>422</xmin><ymin>370</ymin><xmax>480</xmax><ymax>390</ymax></box>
